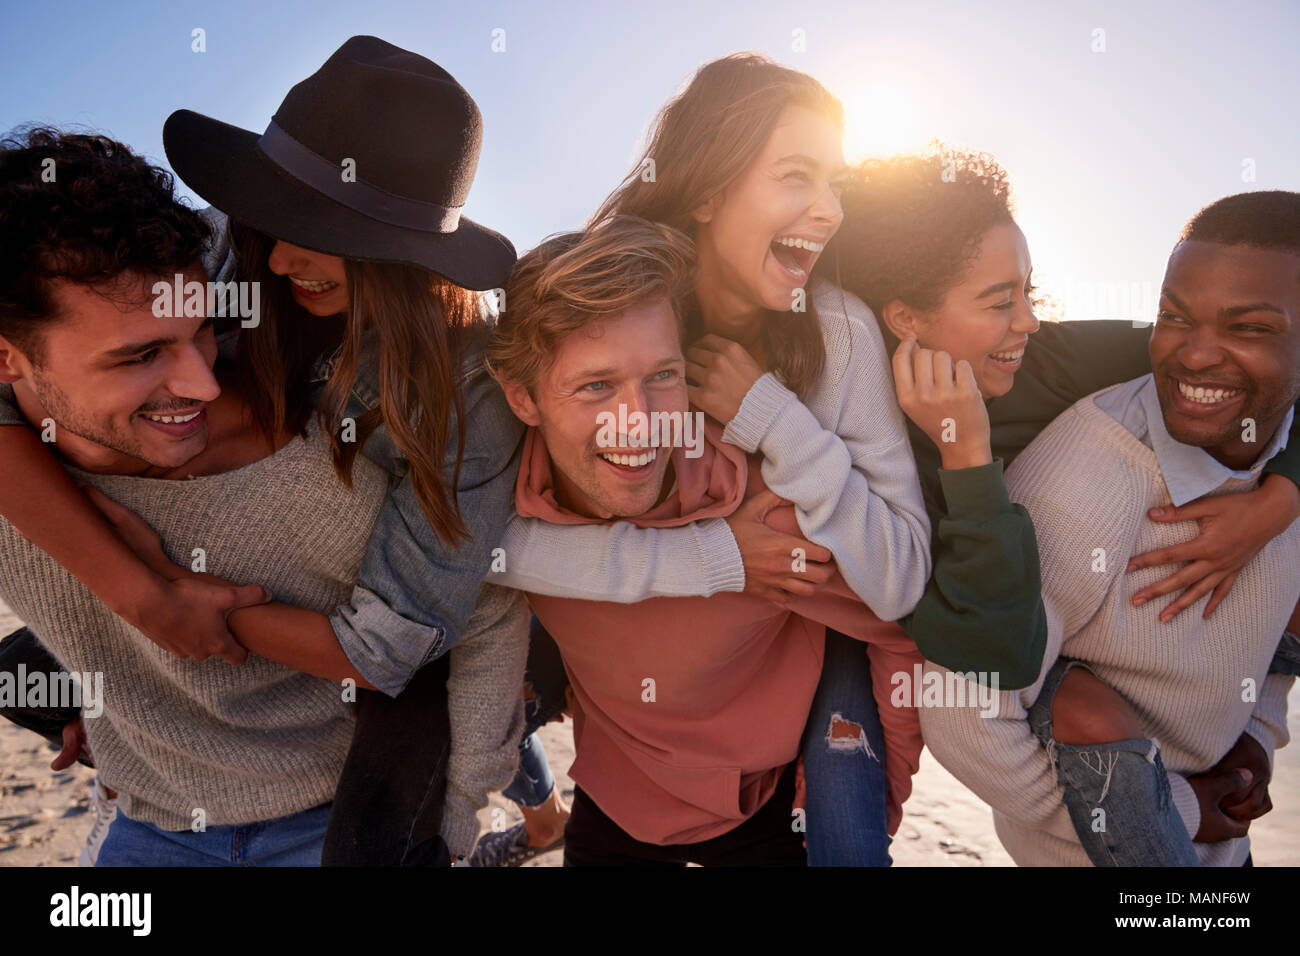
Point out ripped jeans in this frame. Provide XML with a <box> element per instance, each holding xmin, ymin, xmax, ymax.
<box><xmin>502</xmin><ymin>617</ymin><xmax>569</xmax><ymax>808</ymax></box>
<box><xmin>1027</xmin><ymin>656</ymin><xmax>1199</xmax><ymax>867</ymax></box>
<box><xmin>799</xmin><ymin>628</ymin><xmax>892</xmax><ymax>866</ymax></box>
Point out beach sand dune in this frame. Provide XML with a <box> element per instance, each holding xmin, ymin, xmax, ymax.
<box><xmin>1</xmin><ymin>598</ymin><xmax>1295</xmax><ymax>866</ymax></box>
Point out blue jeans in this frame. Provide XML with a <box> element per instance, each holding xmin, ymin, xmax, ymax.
<box><xmin>502</xmin><ymin>618</ymin><xmax>569</xmax><ymax>808</ymax></box>
<box><xmin>1272</xmin><ymin>630</ymin><xmax>1300</xmax><ymax>677</ymax></box>
<box><xmin>799</xmin><ymin>629</ymin><xmax>892</xmax><ymax>866</ymax></box>
<box><xmin>0</xmin><ymin>625</ymin><xmax>450</xmax><ymax>867</ymax></box>
<box><xmin>96</xmin><ymin>804</ymin><xmax>332</xmax><ymax>867</ymax></box>
<box><xmin>1027</xmin><ymin>657</ymin><xmax>1199</xmax><ymax>867</ymax></box>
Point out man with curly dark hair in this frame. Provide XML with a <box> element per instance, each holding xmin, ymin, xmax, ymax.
<box><xmin>0</xmin><ymin>127</ymin><xmax>398</xmax><ymax>865</ymax></box>
<box><xmin>0</xmin><ymin>128</ymin><xmax>221</xmax><ymax>460</ymax></box>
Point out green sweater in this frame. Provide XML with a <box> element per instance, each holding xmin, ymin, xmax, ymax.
<box><xmin>895</xmin><ymin>320</ymin><xmax>1300</xmax><ymax>688</ymax></box>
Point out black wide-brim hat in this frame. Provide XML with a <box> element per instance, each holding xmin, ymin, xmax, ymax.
<box><xmin>163</xmin><ymin>35</ymin><xmax>515</xmax><ymax>291</ymax></box>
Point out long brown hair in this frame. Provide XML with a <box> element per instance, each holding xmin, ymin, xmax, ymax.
<box><xmin>230</xmin><ymin>220</ymin><xmax>475</xmax><ymax>547</ymax></box>
<box><xmin>589</xmin><ymin>53</ymin><xmax>844</xmax><ymax>398</ymax></box>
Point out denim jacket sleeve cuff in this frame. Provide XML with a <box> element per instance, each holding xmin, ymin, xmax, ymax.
<box><xmin>721</xmin><ymin>372</ymin><xmax>796</xmax><ymax>454</ymax></box>
<box><xmin>1165</xmin><ymin>770</ymin><xmax>1202</xmax><ymax>841</ymax></box>
<box><xmin>330</xmin><ymin>584</ymin><xmax>448</xmax><ymax>698</ymax></box>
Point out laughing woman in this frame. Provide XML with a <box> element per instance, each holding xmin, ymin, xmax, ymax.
<box><xmin>490</xmin><ymin>53</ymin><xmax>934</xmax><ymax>866</ymax></box>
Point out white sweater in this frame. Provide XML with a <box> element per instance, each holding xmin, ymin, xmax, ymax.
<box><xmin>495</xmin><ymin>281</ymin><xmax>932</xmax><ymax>620</ymax></box>
<box><xmin>919</xmin><ymin>380</ymin><xmax>1300</xmax><ymax>866</ymax></box>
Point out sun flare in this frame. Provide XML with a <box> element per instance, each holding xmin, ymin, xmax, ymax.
<box><xmin>842</xmin><ymin>84</ymin><xmax>926</xmax><ymax>163</ymax></box>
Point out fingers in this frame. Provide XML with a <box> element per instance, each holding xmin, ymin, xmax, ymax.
<box><xmin>1203</xmin><ymin>570</ymin><xmax>1240</xmax><ymax>619</ymax></box>
<box><xmin>1126</xmin><ymin>542</ymin><xmax>1194</xmax><ymax>574</ymax></box>
<box><xmin>692</xmin><ymin>333</ymin><xmax>742</xmax><ymax>357</ymax></box>
<box><xmin>954</xmin><ymin>358</ymin><xmax>979</xmax><ymax>394</ymax></box>
<box><xmin>1130</xmin><ymin>559</ymin><xmax>1208</xmax><ymax>605</ymax></box>
<box><xmin>778</xmin><ymin>578</ymin><xmax>819</xmax><ymax>599</ymax></box>
<box><xmin>912</xmin><ymin>344</ymin><xmax>936</xmax><ymax>396</ymax></box>
<box><xmin>1212</xmin><ymin>767</ymin><xmax>1253</xmax><ymax>800</ymax></box>
<box><xmin>1147</xmin><ymin>500</ymin><xmax>1215</xmax><ymax>523</ymax></box>
<box><xmin>931</xmin><ymin>349</ymin><xmax>954</xmax><ymax>391</ymax></box>
<box><xmin>750</xmin><ymin>582</ymin><xmax>794</xmax><ymax>605</ymax></box>
<box><xmin>788</xmin><ymin>554</ymin><xmax>835</xmax><ymax>585</ymax></box>
<box><xmin>50</xmin><ymin>720</ymin><xmax>84</xmax><ymax>772</ymax></box>
<box><xmin>737</xmin><ymin>488</ymin><xmax>786</xmax><ymax>521</ymax></box>
<box><xmin>215</xmin><ymin>638</ymin><xmax>249</xmax><ymax>667</ymax></box>
<box><xmin>1214</xmin><ymin>811</ymin><xmax>1251</xmax><ymax>841</ymax></box>
<box><xmin>751</xmin><ymin>532</ymin><xmax>834</xmax><ymax>575</ymax></box>
<box><xmin>1156</xmin><ymin>570</ymin><xmax>1225</xmax><ymax>623</ymax></box>
<box><xmin>1194</xmin><ymin>767</ymin><xmax>1253</xmax><ymax>841</ymax></box>
<box><xmin>787</xmin><ymin>535</ymin><xmax>833</xmax><ymax>566</ymax></box>
<box><xmin>892</xmin><ymin>336</ymin><xmax>917</xmax><ymax>395</ymax></box>
<box><xmin>1222</xmin><ymin>780</ymin><xmax>1272</xmax><ymax>822</ymax></box>
<box><xmin>228</xmin><ymin>583</ymin><xmax>273</xmax><ymax>610</ymax></box>
<box><xmin>689</xmin><ymin>334</ymin><xmax>725</xmax><ymax>355</ymax></box>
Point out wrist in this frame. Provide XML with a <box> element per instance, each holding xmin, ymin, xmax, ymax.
<box><xmin>110</xmin><ymin>568</ymin><xmax>172</xmax><ymax>627</ymax></box>
<box><xmin>1260</xmin><ymin>473</ymin><xmax>1300</xmax><ymax>523</ymax></box>
<box><xmin>938</xmin><ymin>442</ymin><xmax>993</xmax><ymax>471</ymax></box>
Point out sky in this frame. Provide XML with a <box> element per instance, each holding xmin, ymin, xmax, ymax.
<box><xmin>2</xmin><ymin>0</ymin><xmax>1297</xmax><ymax>322</ymax></box>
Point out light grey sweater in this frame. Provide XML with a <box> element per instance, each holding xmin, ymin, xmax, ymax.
<box><xmin>919</xmin><ymin>382</ymin><xmax>1299</xmax><ymax>866</ymax></box>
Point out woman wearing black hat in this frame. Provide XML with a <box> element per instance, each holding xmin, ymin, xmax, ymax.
<box><xmin>0</xmin><ymin>37</ymin><xmax>533</xmax><ymax>866</ymax></box>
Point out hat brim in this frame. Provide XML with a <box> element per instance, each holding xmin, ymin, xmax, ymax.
<box><xmin>163</xmin><ymin>109</ymin><xmax>516</xmax><ymax>291</ymax></box>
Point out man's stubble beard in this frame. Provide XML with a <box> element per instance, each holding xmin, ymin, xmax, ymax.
<box><xmin>29</xmin><ymin>367</ymin><xmax>163</xmax><ymax>466</ymax></box>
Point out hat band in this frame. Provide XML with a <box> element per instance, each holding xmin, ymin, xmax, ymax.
<box><xmin>257</xmin><ymin>121</ymin><xmax>463</xmax><ymax>233</ymax></box>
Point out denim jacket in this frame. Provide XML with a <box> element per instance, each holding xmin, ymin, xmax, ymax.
<box><xmin>199</xmin><ymin>203</ymin><xmax>524</xmax><ymax>696</ymax></box>
<box><xmin>308</xmin><ymin>311</ymin><xmax>524</xmax><ymax>697</ymax></box>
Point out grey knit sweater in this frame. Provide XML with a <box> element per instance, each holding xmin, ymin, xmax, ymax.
<box><xmin>0</xmin><ymin>419</ymin><xmax>381</xmax><ymax>830</ymax></box>
<box><xmin>0</xmin><ymin>415</ymin><xmax>527</xmax><ymax>853</ymax></box>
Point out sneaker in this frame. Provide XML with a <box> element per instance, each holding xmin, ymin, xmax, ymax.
<box><xmin>466</xmin><ymin>822</ymin><xmax>563</xmax><ymax>867</ymax></box>
<box><xmin>78</xmin><ymin>777</ymin><xmax>118</xmax><ymax>867</ymax></box>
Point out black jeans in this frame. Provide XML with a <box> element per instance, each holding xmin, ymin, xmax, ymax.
<box><xmin>563</xmin><ymin>761</ymin><xmax>807</xmax><ymax>867</ymax></box>
<box><xmin>322</xmin><ymin>652</ymin><xmax>452</xmax><ymax>867</ymax></box>
<box><xmin>0</xmin><ymin>625</ymin><xmax>453</xmax><ymax>867</ymax></box>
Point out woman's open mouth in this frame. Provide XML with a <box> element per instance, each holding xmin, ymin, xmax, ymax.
<box><xmin>769</xmin><ymin>235</ymin><xmax>823</xmax><ymax>283</ymax></box>
<box><xmin>989</xmin><ymin>346</ymin><xmax>1025</xmax><ymax>370</ymax></box>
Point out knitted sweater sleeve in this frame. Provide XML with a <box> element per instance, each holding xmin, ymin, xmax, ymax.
<box><xmin>918</xmin><ymin>409</ymin><xmax>1132</xmax><ymax>831</ymax></box>
<box><xmin>1243</xmin><ymin>672</ymin><xmax>1295</xmax><ymax>770</ymax></box>
<box><xmin>492</xmin><ymin>513</ymin><xmax>745</xmax><ymax>600</ymax></box>
<box><xmin>721</xmin><ymin>286</ymin><xmax>931</xmax><ymax>621</ymax></box>
<box><xmin>1163</xmin><ymin>671</ymin><xmax>1294</xmax><ymax>841</ymax></box>
<box><xmin>440</xmin><ymin>583</ymin><xmax>530</xmax><ymax>859</ymax></box>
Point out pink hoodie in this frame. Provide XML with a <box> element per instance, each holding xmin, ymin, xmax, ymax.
<box><xmin>516</xmin><ymin>420</ymin><xmax>924</xmax><ymax>845</ymax></box>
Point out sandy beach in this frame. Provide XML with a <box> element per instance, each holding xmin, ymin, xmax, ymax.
<box><xmin>1</xmin><ymin>597</ymin><xmax>1295</xmax><ymax>867</ymax></box>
